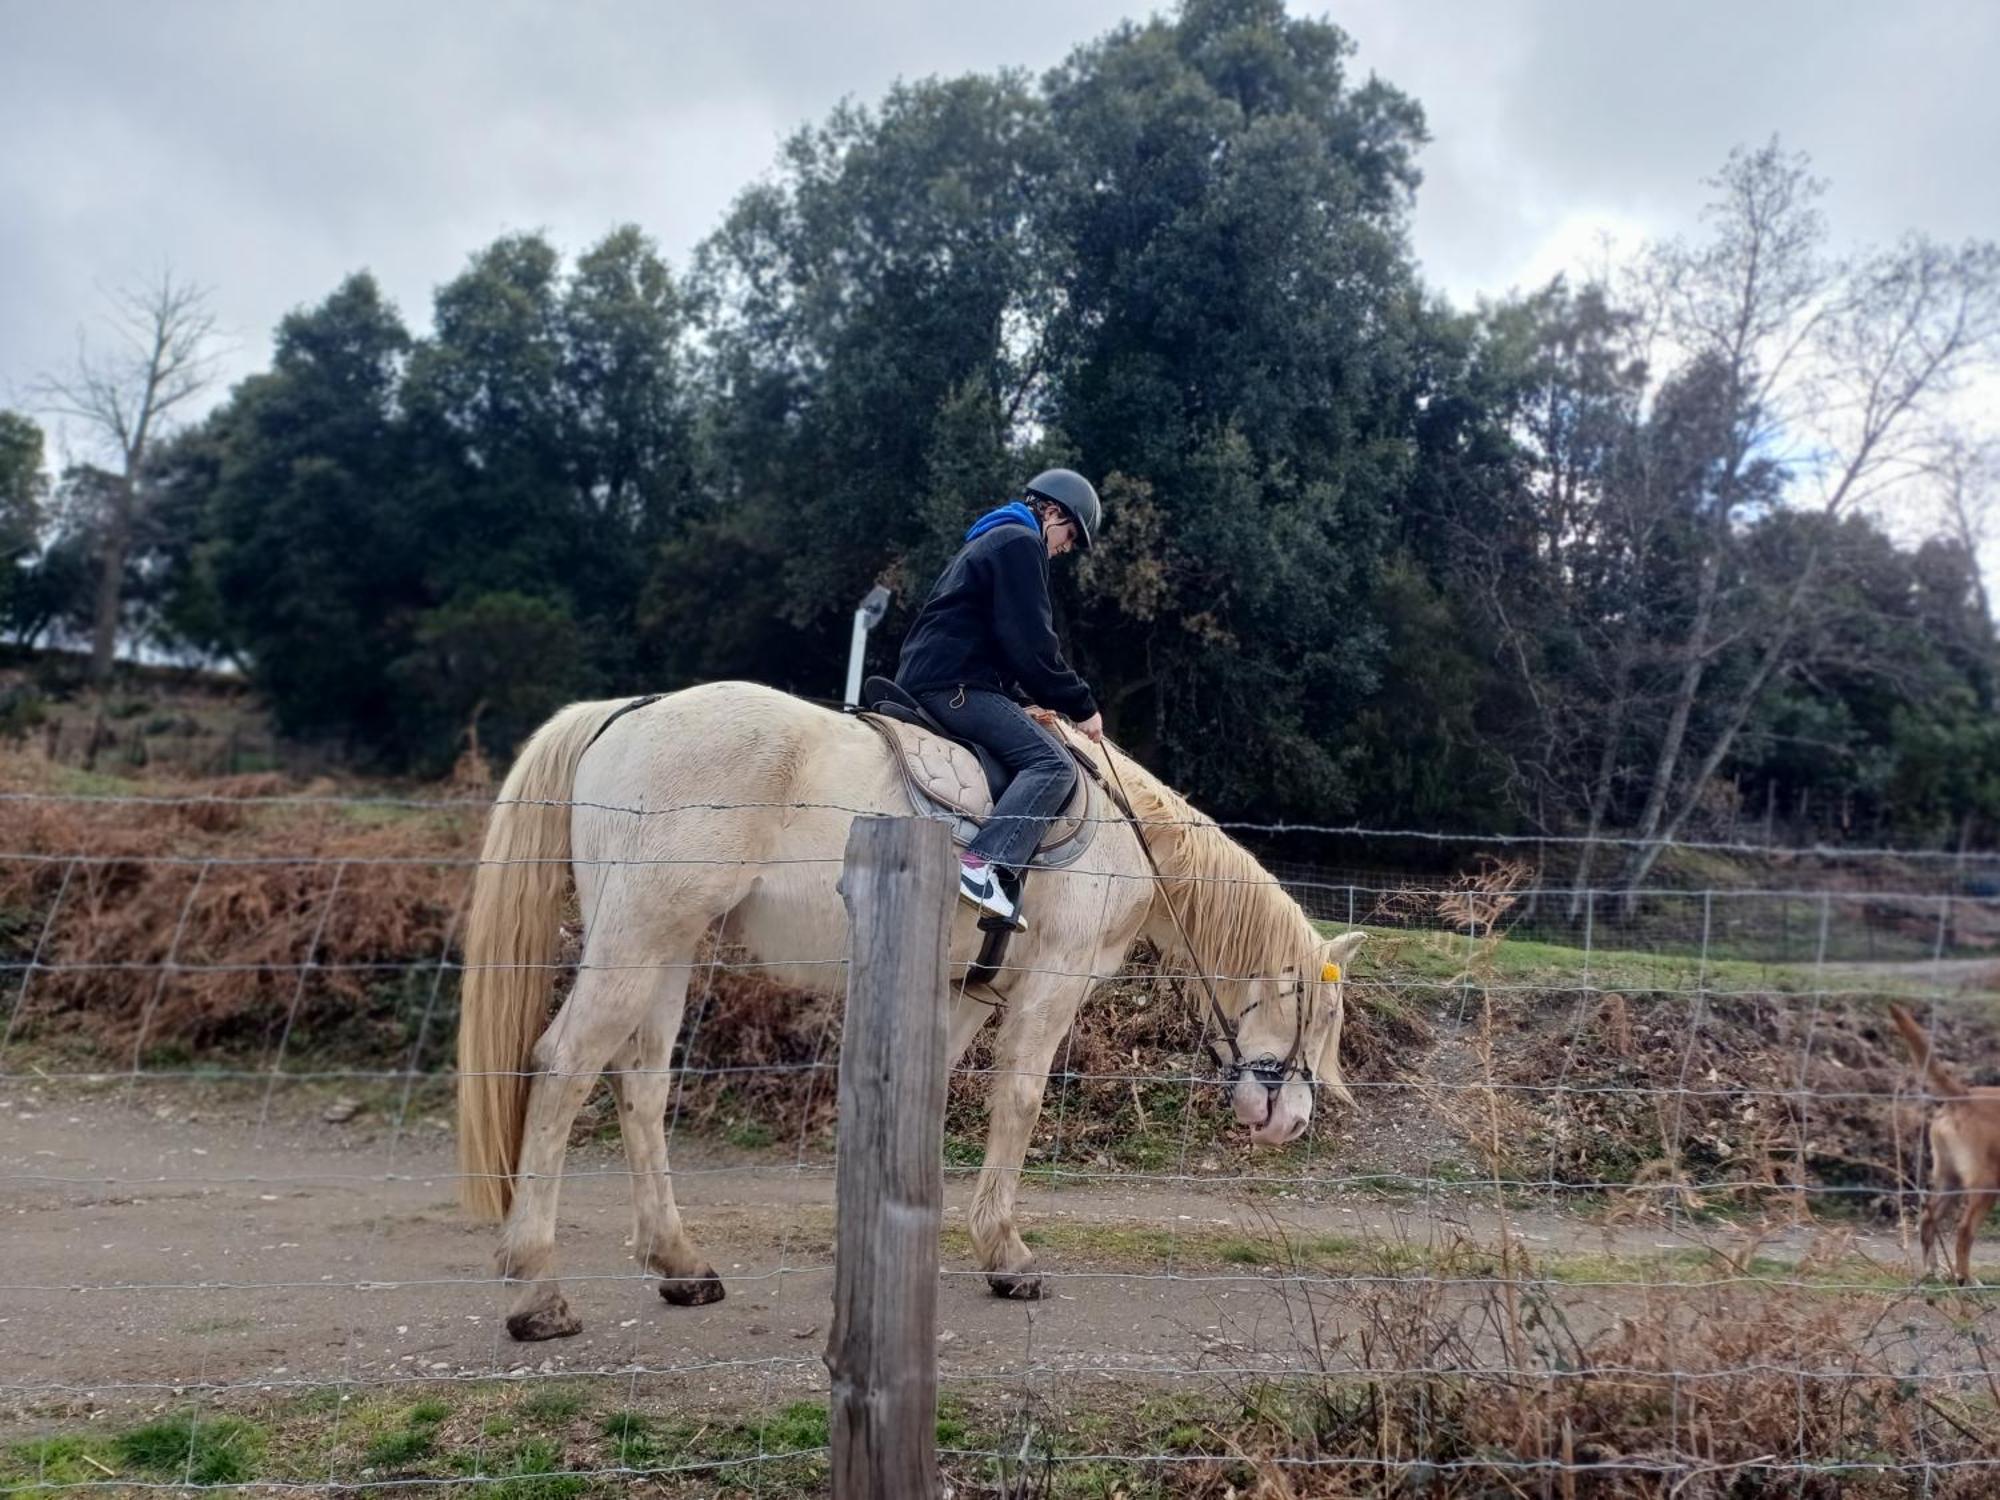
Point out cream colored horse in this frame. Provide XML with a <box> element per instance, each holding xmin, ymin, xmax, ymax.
<box><xmin>457</xmin><ymin>680</ymin><xmax>1364</xmax><ymax>1341</ymax></box>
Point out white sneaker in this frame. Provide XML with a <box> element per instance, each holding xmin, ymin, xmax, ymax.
<box><xmin>957</xmin><ymin>863</ymin><xmax>1025</xmax><ymax>931</ymax></box>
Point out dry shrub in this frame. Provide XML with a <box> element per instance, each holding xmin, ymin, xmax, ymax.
<box><xmin>0</xmin><ymin>762</ymin><xmax>476</xmax><ymax>1056</ymax></box>
<box><xmin>1372</xmin><ymin>856</ymin><xmax>1531</xmax><ymax>946</ymax></box>
<box><xmin>1349</xmin><ymin>853</ymin><xmax>1961</xmax><ymax>1221</ymax></box>
<box><xmin>673</xmin><ymin>953</ymin><xmax>845</xmax><ymax>1140</ymax></box>
<box><xmin>1487</xmin><ymin>988</ymin><xmax>1949</xmax><ymax>1220</ymax></box>
<box><xmin>1191</xmin><ymin>1241</ymin><xmax>2000</xmax><ymax>1498</ymax></box>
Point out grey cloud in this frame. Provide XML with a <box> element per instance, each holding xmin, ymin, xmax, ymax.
<box><xmin>5</xmin><ymin>0</ymin><xmax>1997</xmax><ymax>436</ymax></box>
<box><xmin>1341</xmin><ymin>0</ymin><xmax>2000</xmax><ymax>301</ymax></box>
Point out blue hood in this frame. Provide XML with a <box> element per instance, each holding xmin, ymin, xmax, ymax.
<box><xmin>964</xmin><ymin>500</ymin><xmax>1041</xmax><ymax>543</ymax></box>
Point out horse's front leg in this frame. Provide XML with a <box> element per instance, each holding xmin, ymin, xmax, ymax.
<box><xmin>968</xmin><ymin>978</ymin><xmax>1090</xmax><ymax>1300</ymax></box>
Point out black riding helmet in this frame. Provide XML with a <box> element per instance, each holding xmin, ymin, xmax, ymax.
<box><xmin>1023</xmin><ymin>469</ymin><xmax>1101</xmax><ymax>552</ymax></box>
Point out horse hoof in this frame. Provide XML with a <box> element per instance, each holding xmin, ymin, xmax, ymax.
<box><xmin>659</xmin><ymin>1268</ymin><xmax>727</xmax><ymax>1307</ymax></box>
<box><xmin>987</xmin><ymin>1272</ymin><xmax>1043</xmax><ymax>1301</ymax></box>
<box><xmin>506</xmin><ymin>1303</ymin><xmax>583</xmax><ymax>1342</ymax></box>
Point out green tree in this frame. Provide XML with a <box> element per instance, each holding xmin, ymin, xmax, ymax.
<box><xmin>3</xmin><ymin>456</ymin><xmax>98</xmax><ymax>652</ymax></box>
<box><xmin>401</xmin><ymin>228</ymin><xmax>696</xmax><ymax>691</ymax></box>
<box><xmin>204</xmin><ymin>273</ymin><xmax>420</xmax><ymax>746</ymax></box>
<box><xmin>682</xmin><ymin>72</ymin><xmax>1056</xmax><ymax>693</ymax></box>
<box><xmin>198</xmin><ymin>236</ymin><xmax>694</xmax><ymax>762</ymax></box>
<box><xmin>402</xmin><ymin>234</ymin><xmax>573</xmax><ymax>605</ymax></box>
<box><xmin>0</xmin><ymin>412</ymin><xmax>49</xmax><ymax>625</ymax></box>
<box><xmin>1039</xmin><ymin>0</ymin><xmax>1429</xmax><ymax>814</ymax></box>
<box><xmin>388</xmin><ymin>592</ymin><xmax>593</xmax><ymax>771</ymax></box>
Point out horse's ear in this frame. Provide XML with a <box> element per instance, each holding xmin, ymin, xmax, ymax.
<box><xmin>1311</xmin><ymin>931</ymin><xmax>1364</xmax><ymax>1107</ymax></box>
<box><xmin>1319</xmin><ymin>930</ymin><xmax>1365</xmax><ymax>979</ymax></box>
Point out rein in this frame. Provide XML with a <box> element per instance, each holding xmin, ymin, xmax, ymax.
<box><xmin>1092</xmin><ymin>742</ymin><xmax>1312</xmax><ymax>1090</ymax></box>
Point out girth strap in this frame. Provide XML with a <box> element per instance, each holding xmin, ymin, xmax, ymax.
<box><xmin>582</xmin><ymin>694</ymin><xmax>666</xmax><ymax>756</ymax></box>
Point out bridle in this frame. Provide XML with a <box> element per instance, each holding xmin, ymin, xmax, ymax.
<box><xmin>1094</xmin><ymin>746</ymin><xmax>1315</xmax><ymax>1093</ymax></box>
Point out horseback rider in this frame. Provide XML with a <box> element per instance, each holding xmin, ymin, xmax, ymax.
<box><xmin>894</xmin><ymin>469</ymin><xmax>1105</xmax><ymax>930</ymax></box>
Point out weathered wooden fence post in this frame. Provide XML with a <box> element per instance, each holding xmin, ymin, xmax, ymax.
<box><xmin>828</xmin><ymin>815</ymin><xmax>952</xmax><ymax>1500</ymax></box>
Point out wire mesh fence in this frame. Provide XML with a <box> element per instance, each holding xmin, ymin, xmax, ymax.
<box><xmin>2</xmin><ymin>776</ymin><xmax>1999</xmax><ymax>1494</ymax></box>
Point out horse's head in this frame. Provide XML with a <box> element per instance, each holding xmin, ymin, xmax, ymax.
<box><xmin>1106</xmin><ymin>745</ymin><xmax>1367</xmax><ymax>1148</ymax></box>
<box><xmin>1216</xmin><ymin>930</ymin><xmax>1365</xmax><ymax>1146</ymax></box>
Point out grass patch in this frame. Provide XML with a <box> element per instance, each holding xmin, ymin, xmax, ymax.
<box><xmin>598</xmin><ymin>1410</ymin><xmax>652</xmax><ymax>1444</ymax></box>
<box><xmin>177</xmin><ymin>1314</ymin><xmax>256</xmax><ymax>1336</ymax></box>
<box><xmin>725</xmin><ymin>1118</ymin><xmax>777</xmax><ymax>1150</ymax></box>
<box><xmin>3</xmin><ymin>1435</ymin><xmax>120</xmax><ymax>1488</ymax></box>
<box><xmin>1332</xmin><ymin>920</ymin><xmax>1950</xmax><ymax>999</ymax></box>
<box><xmin>482</xmin><ymin>1438</ymin><xmax>585</xmax><ymax>1500</ymax></box>
<box><xmin>942</xmin><ymin>1134</ymin><xmax>986</xmax><ymax>1169</ymax></box>
<box><xmin>44</xmin><ymin>764</ymin><xmax>150</xmax><ymax>800</ymax></box>
<box><xmin>10</xmin><ymin>1343</ymin><xmax>1986</xmax><ymax>1498</ymax></box>
<box><xmin>935</xmin><ymin>1399</ymin><xmax>970</xmax><ymax>1449</ymax></box>
<box><xmin>753</xmin><ymin>1401</ymin><xmax>829</xmax><ymax>1454</ymax></box>
<box><xmin>515</xmin><ymin>1384</ymin><xmax>587</xmax><ymax>1424</ymax></box>
<box><xmin>598</xmin><ymin>1410</ymin><xmax>658</xmax><ymax>1467</ymax></box>
<box><xmin>112</xmin><ymin>1415</ymin><xmax>264</xmax><ymax>1486</ymax></box>
<box><xmin>962</xmin><ymin>1213</ymin><xmax>1930</xmax><ymax>1292</ymax></box>
<box><xmin>362</xmin><ymin>1427</ymin><xmax>435</xmax><ymax>1469</ymax></box>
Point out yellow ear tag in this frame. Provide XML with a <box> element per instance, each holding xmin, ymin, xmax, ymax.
<box><xmin>1321</xmin><ymin>962</ymin><xmax>1342</xmax><ymax>983</ymax></box>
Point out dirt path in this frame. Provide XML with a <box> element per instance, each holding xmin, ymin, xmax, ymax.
<box><xmin>1</xmin><ymin>1084</ymin><xmax>1985</xmax><ymax>1422</ymax></box>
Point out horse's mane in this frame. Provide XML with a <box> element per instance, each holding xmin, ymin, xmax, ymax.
<box><xmin>1094</xmin><ymin>739</ymin><xmax>1320</xmax><ymax>982</ymax></box>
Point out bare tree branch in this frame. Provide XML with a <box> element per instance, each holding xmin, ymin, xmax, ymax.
<box><xmin>30</xmin><ymin>269</ymin><xmax>220</xmax><ymax>682</ymax></box>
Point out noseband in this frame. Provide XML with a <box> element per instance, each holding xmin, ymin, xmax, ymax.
<box><xmin>1211</xmin><ymin>972</ymin><xmax>1314</xmax><ymax>1089</ymax></box>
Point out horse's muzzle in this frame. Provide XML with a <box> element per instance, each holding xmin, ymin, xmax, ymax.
<box><xmin>1232</xmin><ymin>1074</ymin><xmax>1310</xmax><ymax>1145</ymax></box>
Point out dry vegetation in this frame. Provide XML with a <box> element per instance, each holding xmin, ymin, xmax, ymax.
<box><xmin>0</xmin><ymin>763</ymin><xmax>476</xmax><ymax>1063</ymax></box>
<box><xmin>7</xmin><ymin>747</ymin><xmax>2000</xmax><ymax>1495</ymax></box>
<box><xmin>2</xmin><ymin>746</ymin><xmax>1986</xmax><ymax>1201</ymax></box>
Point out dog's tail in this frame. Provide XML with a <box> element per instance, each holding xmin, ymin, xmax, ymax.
<box><xmin>1890</xmin><ymin>1002</ymin><xmax>1970</xmax><ymax>1099</ymax></box>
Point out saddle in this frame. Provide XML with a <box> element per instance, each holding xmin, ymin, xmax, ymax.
<box><xmin>856</xmin><ymin>677</ymin><xmax>1099</xmax><ymax>871</ymax></box>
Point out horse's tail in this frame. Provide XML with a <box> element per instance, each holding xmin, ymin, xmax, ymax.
<box><xmin>1889</xmin><ymin>1002</ymin><xmax>1969</xmax><ymax>1100</ymax></box>
<box><xmin>458</xmin><ymin>697</ymin><xmax>636</xmax><ymax>1222</ymax></box>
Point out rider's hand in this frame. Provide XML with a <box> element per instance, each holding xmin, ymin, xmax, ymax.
<box><xmin>1078</xmin><ymin>711</ymin><xmax>1105</xmax><ymax>743</ymax></box>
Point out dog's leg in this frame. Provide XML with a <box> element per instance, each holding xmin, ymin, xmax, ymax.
<box><xmin>1921</xmin><ymin>1187</ymin><xmax>1943</xmax><ymax>1278</ymax></box>
<box><xmin>1921</xmin><ymin>1159</ymin><xmax>1953</xmax><ymax>1279</ymax></box>
<box><xmin>1922</xmin><ymin>1120</ymin><xmax>1959</xmax><ymax>1281</ymax></box>
<box><xmin>1955</xmin><ymin>1187</ymin><xmax>1994</xmax><ymax>1286</ymax></box>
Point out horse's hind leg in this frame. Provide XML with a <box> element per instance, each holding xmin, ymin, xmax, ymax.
<box><xmin>608</xmin><ymin>970</ymin><xmax>726</xmax><ymax>1307</ymax></box>
<box><xmin>497</xmin><ymin>960</ymin><xmax>669</xmax><ymax>1341</ymax></box>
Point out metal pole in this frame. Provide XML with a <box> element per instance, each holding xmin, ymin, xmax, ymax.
<box><xmin>843</xmin><ymin>585</ymin><xmax>892</xmax><ymax>709</ymax></box>
<box><xmin>843</xmin><ymin>609</ymin><xmax>870</xmax><ymax>708</ymax></box>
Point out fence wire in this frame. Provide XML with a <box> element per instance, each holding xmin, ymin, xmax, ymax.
<box><xmin>1</xmin><ymin>783</ymin><xmax>1997</xmax><ymax>1495</ymax></box>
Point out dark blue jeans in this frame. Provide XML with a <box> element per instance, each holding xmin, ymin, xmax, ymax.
<box><xmin>914</xmin><ymin>687</ymin><xmax>1077</xmax><ymax>875</ymax></box>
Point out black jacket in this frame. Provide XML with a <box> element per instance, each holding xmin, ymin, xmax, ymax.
<box><xmin>894</xmin><ymin>524</ymin><xmax>1098</xmax><ymax>721</ymax></box>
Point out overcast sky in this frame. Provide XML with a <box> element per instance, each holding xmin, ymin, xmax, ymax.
<box><xmin>5</xmin><ymin>0</ymin><xmax>1997</xmax><ymax>503</ymax></box>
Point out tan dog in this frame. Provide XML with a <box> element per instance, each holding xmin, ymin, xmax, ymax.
<box><xmin>1890</xmin><ymin>1003</ymin><xmax>2000</xmax><ymax>1283</ymax></box>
